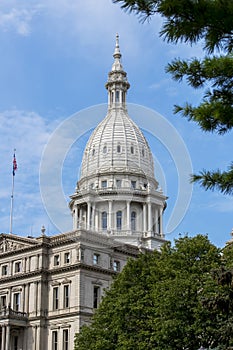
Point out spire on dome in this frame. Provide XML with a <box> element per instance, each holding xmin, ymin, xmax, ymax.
<box><xmin>106</xmin><ymin>34</ymin><xmax>130</xmax><ymax>109</ymax></box>
<box><xmin>112</xmin><ymin>33</ymin><xmax>123</xmax><ymax>71</ymax></box>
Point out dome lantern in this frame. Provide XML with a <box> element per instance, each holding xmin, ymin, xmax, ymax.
<box><xmin>105</xmin><ymin>33</ymin><xmax>130</xmax><ymax>110</ymax></box>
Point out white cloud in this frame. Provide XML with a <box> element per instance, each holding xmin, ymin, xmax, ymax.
<box><xmin>0</xmin><ymin>7</ymin><xmax>36</xmax><ymax>36</ymax></box>
<box><xmin>0</xmin><ymin>109</ymin><xmax>54</xmax><ymax>235</ymax></box>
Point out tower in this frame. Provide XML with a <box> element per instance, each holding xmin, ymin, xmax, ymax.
<box><xmin>70</xmin><ymin>34</ymin><xmax>167</xmax><ymax>250</ymax></box>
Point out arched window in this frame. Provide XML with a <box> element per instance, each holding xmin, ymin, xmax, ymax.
<box><xmin>142</xmin><ymin>147</ymin><xmax>145</xmax><ymax>157</ymax></box>
<box><xmin>116</xmin><ymin>90</ymin><xmax>120</xmax><ymax>102</ymax></box>
<box><xmin>103</xmin><ymin>145</ymin><xmax>107</xmax><ymax>154</ymax></box>
<box><xmin>116</xmin><ymin>211</ymin><xmax>122</xmax><ymax>230</ymax></box>
<box><xmin>130</xmin><ymin>145</ymin><xmax>134</xmax><ymax>154</ymax></box>
<box><xmin>92</xmin><ymin>147</ymin><xmax>95</xmax><ymax>156</ymax></box>
<box><xmin>131</xmin><ymin>211</ymin><xmax>136</xmax><ymax>231</ymax></box>
<box><xmin>117</xmin><ymin>144</ymin><xmax>121</xmax><ymax>153</ymax></box>
<box><xmin>102</xmin><ymin>212</ymin><xmax>107</xmax><ymax>230</ymax></box>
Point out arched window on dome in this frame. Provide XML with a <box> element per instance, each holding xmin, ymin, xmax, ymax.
<box><xmin>117</xmin><ymin>144</ymin><xmax>121</xmax><ymax>153</ymax></box>
<box><xmin>122</xmin><ymin>91</ymin><xmax>125</xmax><ymax>103</ymax></box>
<box><xmin>103</xmin><ymin>145</ymin><xmax>107</xmax><ymax>154</ymax></box>
<box><xmin>116</xmin><ymin>211</ymin><xmax>122</xmax><ymax>230</ymax></box>
<box><xmin>92</xmin><ymin>147</ymin><xmax>95</xmax><ymax>156</ymax></box>
<box><xmin>142</xmin><ymin>147</ymin><xmax>145</xmax><ymax>157</ymax></box>
<box><xmin>116</xmin><ymin>90</ymin><xmax>120</xmax><ymax>103</ymax></box>
<box><xmin>131</xmin><ymin>211</ymin><xmax>136</xmax><ymax>231</ymax></box>
<box><xmin>130</xmin><ymin>145</ymin><xmax>134</xmax><ymax>154</ymax></box>
<box><xmin>102</xmin><ymin>212</ymin><xmax>107</xmax><ymax>230</ymax></box>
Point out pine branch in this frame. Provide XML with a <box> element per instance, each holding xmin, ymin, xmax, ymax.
<box><xmin>191</xmin><ymin>165</ymin><xmax>233</xmax><ymax>195</ymax></box>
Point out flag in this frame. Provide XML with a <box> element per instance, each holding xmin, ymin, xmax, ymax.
<box><xmin>13</xmin><ymin>152</ymin><xmax>17</xmax><ymax>176</ymax></box>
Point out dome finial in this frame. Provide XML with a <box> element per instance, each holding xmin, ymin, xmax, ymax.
<box><xmin>113</xmin><ymin>33</ymin><xmax>121</xmax><ymax>59</ymax></box>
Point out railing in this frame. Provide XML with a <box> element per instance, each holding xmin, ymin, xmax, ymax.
<box><xmin>0</xmin><ymin>307</ymin><xmax>28</xmax><ymax>320</ymax></box>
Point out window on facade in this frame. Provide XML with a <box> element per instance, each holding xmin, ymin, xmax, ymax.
<box><xmin>101</xmin><ymin>211</ymin><xmax>107</xmax><ymax>230</ymax></box>
<box><xmin>93</xmin><ymin>286</ymin><xmax>100</xmax><ymax>309</ymax></box>
<box><xmin>53</xmin><ymin>287</ymin><xmax>59</xmax><ymax>310</ymax></box>
<box><xmin>64</xmin><ymin>285</ymin><xmax>70</xmax><ymax>308</ymax></box>
<box><xmin>116</xmin><ymin>90</ymin><xmax>120</xmax><ymax>102</ymax></box>
<box><xmin>15</xmin><ymin>261</ymin><xmax>21</xmax><ymax>273</ymax></box>
<box><xmin>116</xmin><ymin>211</ymin><xmax>122</xmax><ymax>230</ymax></box>
<box><xmin>0</xmin><ymin>295</ymin><xmax>6</xmax><ymax>309</ymax></box>
<box><xmin>64</xmin><ymin>252</ymin><xmax>70</xmax><ymax>264</ymax></box>
<box><xmin>116</xmin><ymin>179</ymin><xmax>121</xmax><ymax>188</ymax></box>
<box><xmin>13</xmin><ymin>293</ymin><xmax>20</xmax><ymax>311</ymax></box>
<box><xmin>101</xmin><ymin>180</ymin><xmax>107</xmax><ymax>188</ymax></box>
<box><xmin>131</xmin><ymin>181</ymin><xmax>136</xmax><ymax>189</ymax></box>
<box><xmin>131</xmin><ymin>211</ymin><xmax>136</xmax><ymax>231</ymax></box>
<box><xmin>2</xmin><ymin>265</ymin><xmax>8</xmax><ymax>276</ymax></box>
<box><xmin>113</xmin><ymin>260</ymin><xmax>120</xmax><ymax>272</ymax></box>
<box><xmin>130</xmin><ymin>145</ymin><xmax>134</xmax><ymax>154</ymax></box>
<box><xmin>103</xmin><ymin>145</ymin><xmax>107</xmax><ymax>154</ymax></box>
<box><xmin>52</xmin><ymin>331</ymin><xmax>58</xmax><ymax>350</ymax></box>
<box><xmin>63</xmin><ymin>329</ymin><xmax>69</xmax><ymax>350</ymax></box>
<box><xmin>117</xmin><ymin>144</ymin><xmax>121</xmax><ymax>153</ymax></box>
<box><xmin>54</xmin><ymin>255</ymin><xmax>60</xmax><ymax>266</ymax></box>
<box><xmin>93</xmin><ymin>253</ymin><xmax>99</xmax><ymax>265</ymax></box>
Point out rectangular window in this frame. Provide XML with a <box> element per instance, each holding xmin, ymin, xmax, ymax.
<box><xmin>53</xmin><ymin>287</ymin><xmax>59</xmax><ymax>310</ymax></box>
<box><xmin>64</xmin><ymin>285</ymin><xmax>69</xmax><ymax>308</ymax></box>
<box><xmin>116</xmin><ymin>179</ymin><xmax>121</xmax><ymax>188</ymax></box>
<box><xmin>63</xmin><ymin>329</ymin><xmax>69</xmax><ymax>350</ymax></box>
<box><xmin>52</xmin><ymin>331</ymin><xmax>58</xmax><ymax>350</ymax></box>
<box><xmin>116</xmin><ymin>211</ymin><xmax>122</xmax><ymax>230</ymax></box>
<box><xmin>93</xmin><ymin>254</ymin><xmax>99</xmax><ymax>265</ymax></box>
<box><xmin>64</xmin><ymin>252</ymin><xmax>70</xmax><ymax>264</ymax></box>
<box><xmin>13</xmin><ymin>293</ymin><xmax>20</xmax><ymax>311</ymax></box>
<box><xmin>0</xmin><ymin>295</ymin><xmax>6</xmax><ymax>309</ymax></box>
<box><xmin>54</xmin><ymin>255</ymin><xmax>60</xmax><ymax>266</ymax></box>
<box><xmin>113</xmin><ymin>260</ymin><xmax>120</xmax><ymax>272</ymax></box>
<box><xmin>2</xmin><ymin>265</ymin><xmax>8</xmax><ymax>276</ymax></box>
<box><xmin>15</xmin><ymin>261</ymin><xmax>21</xmax><ymax>273</ymax></box>
<box><xmin>131</xmin><ymin>181</ymin><xmax>136</xmax><ymax>189</ymax></box>
<box><xmin>93</xmin><ymin>286</ymin><xmax>100</xmax><ymax>309</ymax></box>
<box><xmin>101</xmin><ymin>180</ymin><xmax>107</xmax><ymax>188</ymax></box>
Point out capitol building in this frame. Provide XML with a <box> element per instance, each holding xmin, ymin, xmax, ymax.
<box><xmin>0</xmin><ymin>36</ymin><xmax>167</xmax><ymax>349</ymax></box>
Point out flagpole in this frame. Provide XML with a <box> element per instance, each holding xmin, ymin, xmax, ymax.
<box><xmin>9</xmin><ymin>171</ymin><xmax>15</xmax><ymax>234</ymax></box>
<box><xmin>9</xmin><ymin>149</ymin><xmax>17</xmax><ymax>234</ymax></box>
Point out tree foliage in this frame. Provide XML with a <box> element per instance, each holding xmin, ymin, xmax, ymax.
<box><xmin>113</xmin><ymin>0</ymin><xmax>233</xmax><ymax>195</ymax></box>
<box><xmin>74</xmin><ymin>235</ymin><xmax>233</xmax><ymax>350</ymax></box>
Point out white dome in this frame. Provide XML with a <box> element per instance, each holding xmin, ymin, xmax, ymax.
<box><xmin>80</xmin><ymin>109</ymin><xmax>155</xmax><ymax>179</ymax></box>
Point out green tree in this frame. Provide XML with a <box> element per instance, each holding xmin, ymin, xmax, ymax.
<box><xmin>74</xmin><ymin>235</ymin><xmax>233</xmax><ymax>349</ymax></box>
<box><xmin>113</xmin><ymin>0</ymin><xmax>233</xmax><ymax>195</ymax></box>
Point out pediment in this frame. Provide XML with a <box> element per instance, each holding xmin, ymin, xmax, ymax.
<box><xmin>0</xmin><ymin>234</ymin><xmax>38</xmax><ymax>253</ymax></box>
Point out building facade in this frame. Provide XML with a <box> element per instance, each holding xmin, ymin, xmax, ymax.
<box><xmin>0</xmin><ymin>35</ymin><xmax>167</xmax><ymax>349</ymax></box>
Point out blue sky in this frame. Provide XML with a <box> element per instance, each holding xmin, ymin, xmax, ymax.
<box><xmin>0</xmin><ymin>0</ymin><xmax>232</xmax><ymax>247</ymax></box>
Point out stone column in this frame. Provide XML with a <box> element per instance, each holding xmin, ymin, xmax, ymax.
<box><xmin>143</xmin><ymin>203</ymin><xmax>147</xmax><ymax>233</ymax></box>
<box><xmin>91</xmin><ymin>204</ymin><xmax>95</xmax><ymax>230</ymax></box>
<box><xmin>127</xmin><ymin>201</ymin><xmax>130</xmax><ymax>231</ymax></box>
<box><xmin>159</xmin><ymin>207</ymin><xmax>163</xmax><ymax>235</ymax></box>
<box><xmin>5</xmin><ymin>325</ymin><xmax>10</xmax><ymax>350</ymax></box>
<box><xmin>95</xmin><ymin>209</ymin><xmax>99</xmax><ymax>231</ymax></box>
<box><xmin>37</xmin><ymin>282</ymin><xmax>41</xmax><ymax>316</ymax></box>
<box><xmin>87</xmin><ymin>202</ymin><xmax>91</xmax><ymax>230</ymax></box>
<box><xmin>23</xmin><ymin>327</ymin><xmax>28</xmax><ymax>350</ymax></box>
<box><xmin>155</xmin><ymin>208</ymin><xmax>158</xmax><ymax>234</ymax></box>
<box><xmin>2</xmin><ymin>324</ymin><xmax>6</xmax><ymax>350</ymax></box>
<box><xmin>148</xmin><ymin>202</ymin><xmax>152</xmax><ymax>233</ymax></box>
<box><xmin>108</xmin><ymin>201</ymin><xmax>112</xmax><ymax>231</ymax></box>
<box><xmin>79</xmin><ymin>207</ymin><xmax>83</xmax><ymax>228</ymax></box>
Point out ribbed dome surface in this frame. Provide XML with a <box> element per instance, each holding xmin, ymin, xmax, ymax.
<box><xmin>80</xmin><ymin>109</ymin><xmax>154</xmax><ymax>179</ymax></box>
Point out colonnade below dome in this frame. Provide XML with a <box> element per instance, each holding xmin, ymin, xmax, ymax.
<box><xmin>70</xmin><ymin>190</ymin><xmax>166</xmax><ymax>249</ymax></box>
